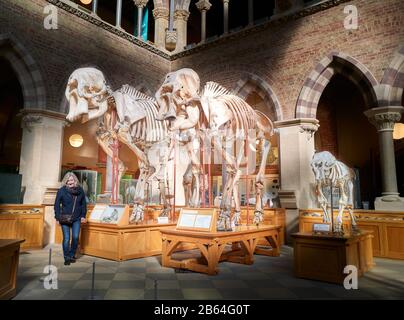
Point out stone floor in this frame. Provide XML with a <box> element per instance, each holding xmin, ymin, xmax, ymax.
<box><xmin>13</xmin><ymin>245</ymin><xmax>404</xmax><ymax>300</ymax></box>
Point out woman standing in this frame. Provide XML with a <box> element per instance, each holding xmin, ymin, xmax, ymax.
<box><xmin>54</xmin><ymin>172</ymin><xmax>87</xmax><ymax>265</ymax></box>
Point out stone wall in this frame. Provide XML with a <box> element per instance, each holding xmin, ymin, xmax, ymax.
<box><xmin>171</xmin><ymin>0</ymin><xmax>404</xmax><ymax>120</ymax></box>
<box><xmin>0</xmin><ymin>0</ymin><xmax>170</xmax><ymax>113</ymax></box>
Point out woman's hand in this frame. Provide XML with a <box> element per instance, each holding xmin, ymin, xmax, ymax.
<box><xmin>81</xmin><ymin>217</ymin><xmax>87</xmax><ymax>224</ymax></box>
<box><xmin>56</xmin><ymin>220</ymin><xmax>60</xmax><ymax>225</ymax></box>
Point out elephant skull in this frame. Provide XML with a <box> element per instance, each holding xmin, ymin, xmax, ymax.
<box><xmin>65</xmin><ymin>67</ymin><xmax>110</xmax><ymax>123</ymax></box>
<box><xmin>155</xmin><ymin>68</ymin><xmax>201</xmax><ymax>122</ymax></box>
<box><xmin>311</xmin><ymin>151</ymin><xmax>336</xmax><ymax>184</ymax></box>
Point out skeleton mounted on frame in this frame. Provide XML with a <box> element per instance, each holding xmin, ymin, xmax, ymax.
<box><xmin>65</xmin><ymin>67</ymin><xmax>172</xmax><ymax>222</ymax></box>
<box><xmin>155</xmin><ymin>68</ymin><xmax>274</xmax><ymax>231</ymax></box>
<box><xmin>311</xmin><ymin>151</ymin><xmax>358</xmax><ymax>233</ymax></box>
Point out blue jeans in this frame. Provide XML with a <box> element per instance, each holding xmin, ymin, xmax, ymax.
<box><xmin>61</xmin><ymin>219</ymin><xmax>81</xmax><ymax>261</ymax></box>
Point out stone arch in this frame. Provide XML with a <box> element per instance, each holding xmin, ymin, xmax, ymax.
<box><xmin>295</xmin><ymin>52</ymin><xmax>379</xmax><ymax>118</ymax></box>
<box><xmin>153</xmin><ymin>0</ymin><xmax>169</xmax><ymax>9</ymax></box>
<box><xmin>380</xmin><ymin>45</ymin><xmax>404</xmax><ymax>106</ymax></box>
<box><xmin>175</xmin><ymin>0</ymin><xmax>191</xmax><ymax>11</ymax></box>
<box><xmin>233</xmin><ymin>73</ymin><xmax>282</xmax><ymax>121</ymax></box>
<box><xmin>0</xmin><ymin>34</ymin><xmax>46</xmax><ymax>109</ymax></box>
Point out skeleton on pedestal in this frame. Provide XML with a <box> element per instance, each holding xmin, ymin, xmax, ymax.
<box><xmin>155</xmin><ymin>68</ymin><xmax>274</xmax><ymax>231</ymax></box>
<box><xmin>311</xmin><ymin>151</ymin><xmax>358</xmax><ymax>233</ymax></box>
<box><xmin>65</xmin><ymin>68</ymin><xmax>172</xmax><ymax>223</ymax></box>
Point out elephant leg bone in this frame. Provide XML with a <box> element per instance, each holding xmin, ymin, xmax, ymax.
<box><xmin>254</xmin><ymin>139</ymin><xmax>271</xmax><ymax>225</ymax></box>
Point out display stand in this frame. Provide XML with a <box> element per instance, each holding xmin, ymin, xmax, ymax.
<box><xmin>292</xmin><ymin>230</ymin><xmax>374</xmax><ymax>284</ymax></box>
<box><xmin>161</xmin><ymin>225</ymin><xmax>281</xmax><ymax>275</ymax></box>
<box><xmin>177</xmin><ymin>208</ymin><xmax>217</xmax><ymax>232</ymax></box>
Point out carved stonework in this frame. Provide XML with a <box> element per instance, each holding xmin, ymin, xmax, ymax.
<box><xmin>46</xmin><ymin>0</ymin><xmax>170</xmax><ymax>59</ymax></box>
<box><xmin>196</xmin><ymin>0</ymin><xmax>212</xmax><ymax>12</ymax></box>
<box><xmin>133</xmin><ymin>0</ymin><xmax>148</xmax><ymax>8</ymax></box>
<box><xmin>21</xmin><ymin>115</ymin><xmax>43</xmax><ymax>132</ymax></box>
<box><xmin>153</xmin><ymin>7</ymin><xmax>169</xmax><ymax>20</ymax></box>
<box><xmin>174</xmin><ymin>10</ymin><xmax>190</xmax><ymax>22</ymax></box>
<box><xmin>369</xmin><ymin>112</ymin><xmax>402</xmax><ymax>132</ymax></box>
<box><xmin>165</xmin><ymin>29</ymin><xmax>178</xmax><ymax>52</ymax></box>
<box><xmin>299</xmin><ymin>123</ymin><xmax>319</xmax><ymax>140</ymax></box>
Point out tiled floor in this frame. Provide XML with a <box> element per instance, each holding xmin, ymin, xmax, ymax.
<box><xmin>13</xmin><ymin>245</ymin><xmax>404</xmax><ymax>300</ymax></box>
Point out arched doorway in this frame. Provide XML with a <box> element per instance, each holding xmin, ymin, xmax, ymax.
<box><xmin>233</xmin><ymin>74</ymin><xmax>282</xmax><ymax>208</ymax></box>
<box><xmin>0</xmin><ymin>57</ymin><xmax>24</xmax><ymax>203</ymax></box>
<box><xmin>0</xmin><ymin>57</ymin><xmax>23</xmax><ymax>173</ymax></box>
<box><xmin>315</xmin><ymin>74</ymin><xmax>380</xmax><ymax>207</ymax></box>
<box><xmin>297</xmin><ymin>52</ymin><xmax>380</xmax><ymax>208</ymax></box>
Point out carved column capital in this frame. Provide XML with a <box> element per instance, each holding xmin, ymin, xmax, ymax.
<box><xmin>153</xmin><ymin>7</ymin><xmax>169</xmax><ymax>20</ymax></box>
<box><xmin>196</xmin><ymin>0</ymin><xmax>212</xmax><ymax>12</ymax></box>
<box><xmin>21</xmin><ymin>115</ymin><xmax>43</xmax><ymax>132</ymax></box>
<box><xmin>364</xmin><ymin>106</ymin><xmax>404</xmax><ymax>132</ymax></box>
<box><xmin>299</xmin><ymin>123</ymin><xmax>319</xmax><ymax>140</ymax></box>
<box><xmin>133</xmin><ymin>0</ymin><xmax>148</xmax><ymax>8</ymax></box>
<box><xmin>222</xmin><ymin>0</ymin><xmax>230</xmax><ymax>4</ymax></box>
<box><xmin>174</xmin><ymin>9</ymin><xmax>190</xmax><ymax>21</ymax></box>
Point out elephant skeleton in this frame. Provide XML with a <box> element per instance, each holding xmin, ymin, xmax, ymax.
<box><xmin>311</xmin><ymin>151</ymin><xmax>357</xmax><ymax>233</ymax></box>
<box><xmin>65</xmin><ymin>68</ymin><xmax>172</xmax><ymax>222</ymax></box>
<box><xmin>156</xmin><ymin>68</ymin><xmax>274</xmax><ymax>231</ymax></box>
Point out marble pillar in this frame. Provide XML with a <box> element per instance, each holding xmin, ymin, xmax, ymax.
<box><xmin>196</xmin><ymin>0</ymin><xmax>212</xmax><ymax>43</ymax></box>
<box><xmin>365</xmin><ymin>106</ymin><xmax>404</xmax><ymax>211</ymax></box>
<box><xmin>153</xmin><ymin>7</ymin><xmax>169</xmax><ymax>49</ymax></box>
<box><xmin>275</xmin><ymin>118</ymin><xmax>319</xmax><ymax>241</ymax></box>
<box><xmin>19</xmin><ymin>114</ymin><xmax>65</xmax><ymax>204</ymax></box>
<box><xmin>173</xmin><ymin>9</ymin><xmax>190</xmax><ymax>52</ymax></box>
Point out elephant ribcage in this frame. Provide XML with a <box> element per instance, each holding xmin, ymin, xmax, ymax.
<box><xmin>120</xmin><ymin>84</ymin><xmax>168</xmax><ymax>144</ymax></box>
<box><xmin>129</xmin><ymin>99</ymin><xmax>167</xmax><ymax>144</ymax></box>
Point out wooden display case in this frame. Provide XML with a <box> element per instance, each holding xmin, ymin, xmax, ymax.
<box><xmin>292</xmin><ymin>230</ymin><xmax>374</xmax><ymax>284</ymax></box>
<box><xmin>299</xmin><ymin>209</ymin><xmax>404</xmax><ymax>260</ymax></box>
<box><xmin>0</xmin><ymin>205</ymin><xmax>44</xmax><ymax>250</ymax></box>
<box><xmin>0</xmin><ymin>239</ymin><xmax>25</xmax><ymax>300</ymax></box>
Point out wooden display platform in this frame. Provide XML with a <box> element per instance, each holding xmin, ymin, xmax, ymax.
<box><xmin>0</xmin><ymin>239</ymin><xmax>24</xmax><ymax>300</ymax></box>
<box><xmin>299</xmin><ymin>209</ymin><xmax>404</xmax><ymax>259</ymax></box>
<box><xmin>292</xmin><ymin>230</ymin><xmax>374</xmax><ymax>284</ymax></box>
<box><xmin>79</xmin><ymin>221</ymin><xmax>193</xmax><ymax>261</ymax></box>
<box><xmin>161</xmin><ymin>225</ymin><xmax>281</xmax><ymax>275</ymax></box>
<box><xmin>0</xmin><ymin>205</ymin><xmax>44</xmax><ymax>250</ymax></box>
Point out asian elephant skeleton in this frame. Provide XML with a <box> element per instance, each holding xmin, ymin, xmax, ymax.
<box><xmin>155</xmin><ymin>68</ymin><xmax>274</xmax><ymax>231</ymax></box>
<box><xmin>65</xmin><ymin>67</ymin><xmax>172</xmax><ymax>222</ymax></box>
<box><xmin>311</xmin><ymin>151</ymin><xmax>358</xmax><ymax>233</ymax></box>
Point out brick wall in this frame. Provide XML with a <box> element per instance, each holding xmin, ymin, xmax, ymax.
<box><xmin>0</xmin><ymin>0</ymin><xmax>169</xmax><ymax>113</ymax></box>
<box><xmin>172</xmin><ymin>0</ymin><xmax>404</xmax><ymax>120</ymax></box>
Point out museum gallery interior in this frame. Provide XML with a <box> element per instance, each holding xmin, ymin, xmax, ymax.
<box><xmin>0</xmin><ymin>0</ymin><xmax>404</xmax><ymax>301</ymax></box>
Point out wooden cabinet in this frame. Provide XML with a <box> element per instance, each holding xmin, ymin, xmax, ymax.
<box><xmin>299</xmin><ymin>209</ymin><xmax>404</xmax><ymax>260</ymax></box>
<box><xmin>292</xmin><ymin>231</ymin><xmax>374</xmax><ymax>284</ymax></box>
<box><xmin>0</xmin><ymin>239</ymin><xmax>24</xmax><ymax>299</ymax></box>
<box><xmin>0</xmin><ymin>205</ymin><xmax>44</xmax><ymax>250</ymax></box>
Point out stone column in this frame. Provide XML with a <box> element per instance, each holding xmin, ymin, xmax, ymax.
<box><xmin>275</xmin><ymin>118</ymin><xmax>319</xmax><ymax>242</ymax></box>
<box><xmin>365</xmin><ymin>106</ymin><xmax>404</xmax><ymax>210</ymax></box>
<box><xmin>134</xmin><ymin>0</ymin><xmax>149</xmax><ymax>39</ymax></box>
<box><xmin>19</xmin><ymin>114</ymin><xmax>66</xmax><ymax>204</ymax></box>
<box><xmin>274</xmin><ymin>0</ymin><xmax>303</xmax><ymax>16</ymax></box>
<box><xmin>223</xmin><ymin>0</ymin><xmax>230</xmax><ymax>34</ymax></box>
<box><xmin>248</xmin><ymin>0</ymin><xmax>253</xmax><ymax>26</ymax></box>
<box><xmin>196</xmin><ymin>0</ymin><xmax>212</xmax><ymax>43</ymax></box>
<box><xmin>153</xmin><ymin>7</ymin><xmax>169</xmax><ymax>49</ymax></box>
<box><xmin>116</xmin><ymin>0</ymin><xmax>123</xmax><ymax>28</ymax></box>
<box><xmin>173</xmin><ymin>10</ymin><xmax>190</xmax><ymax>52</ymax></box>
<box><xmin>92</xmin><ymin>0</ymin><xmax>98</xmax><ymax>15</ymax></box>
